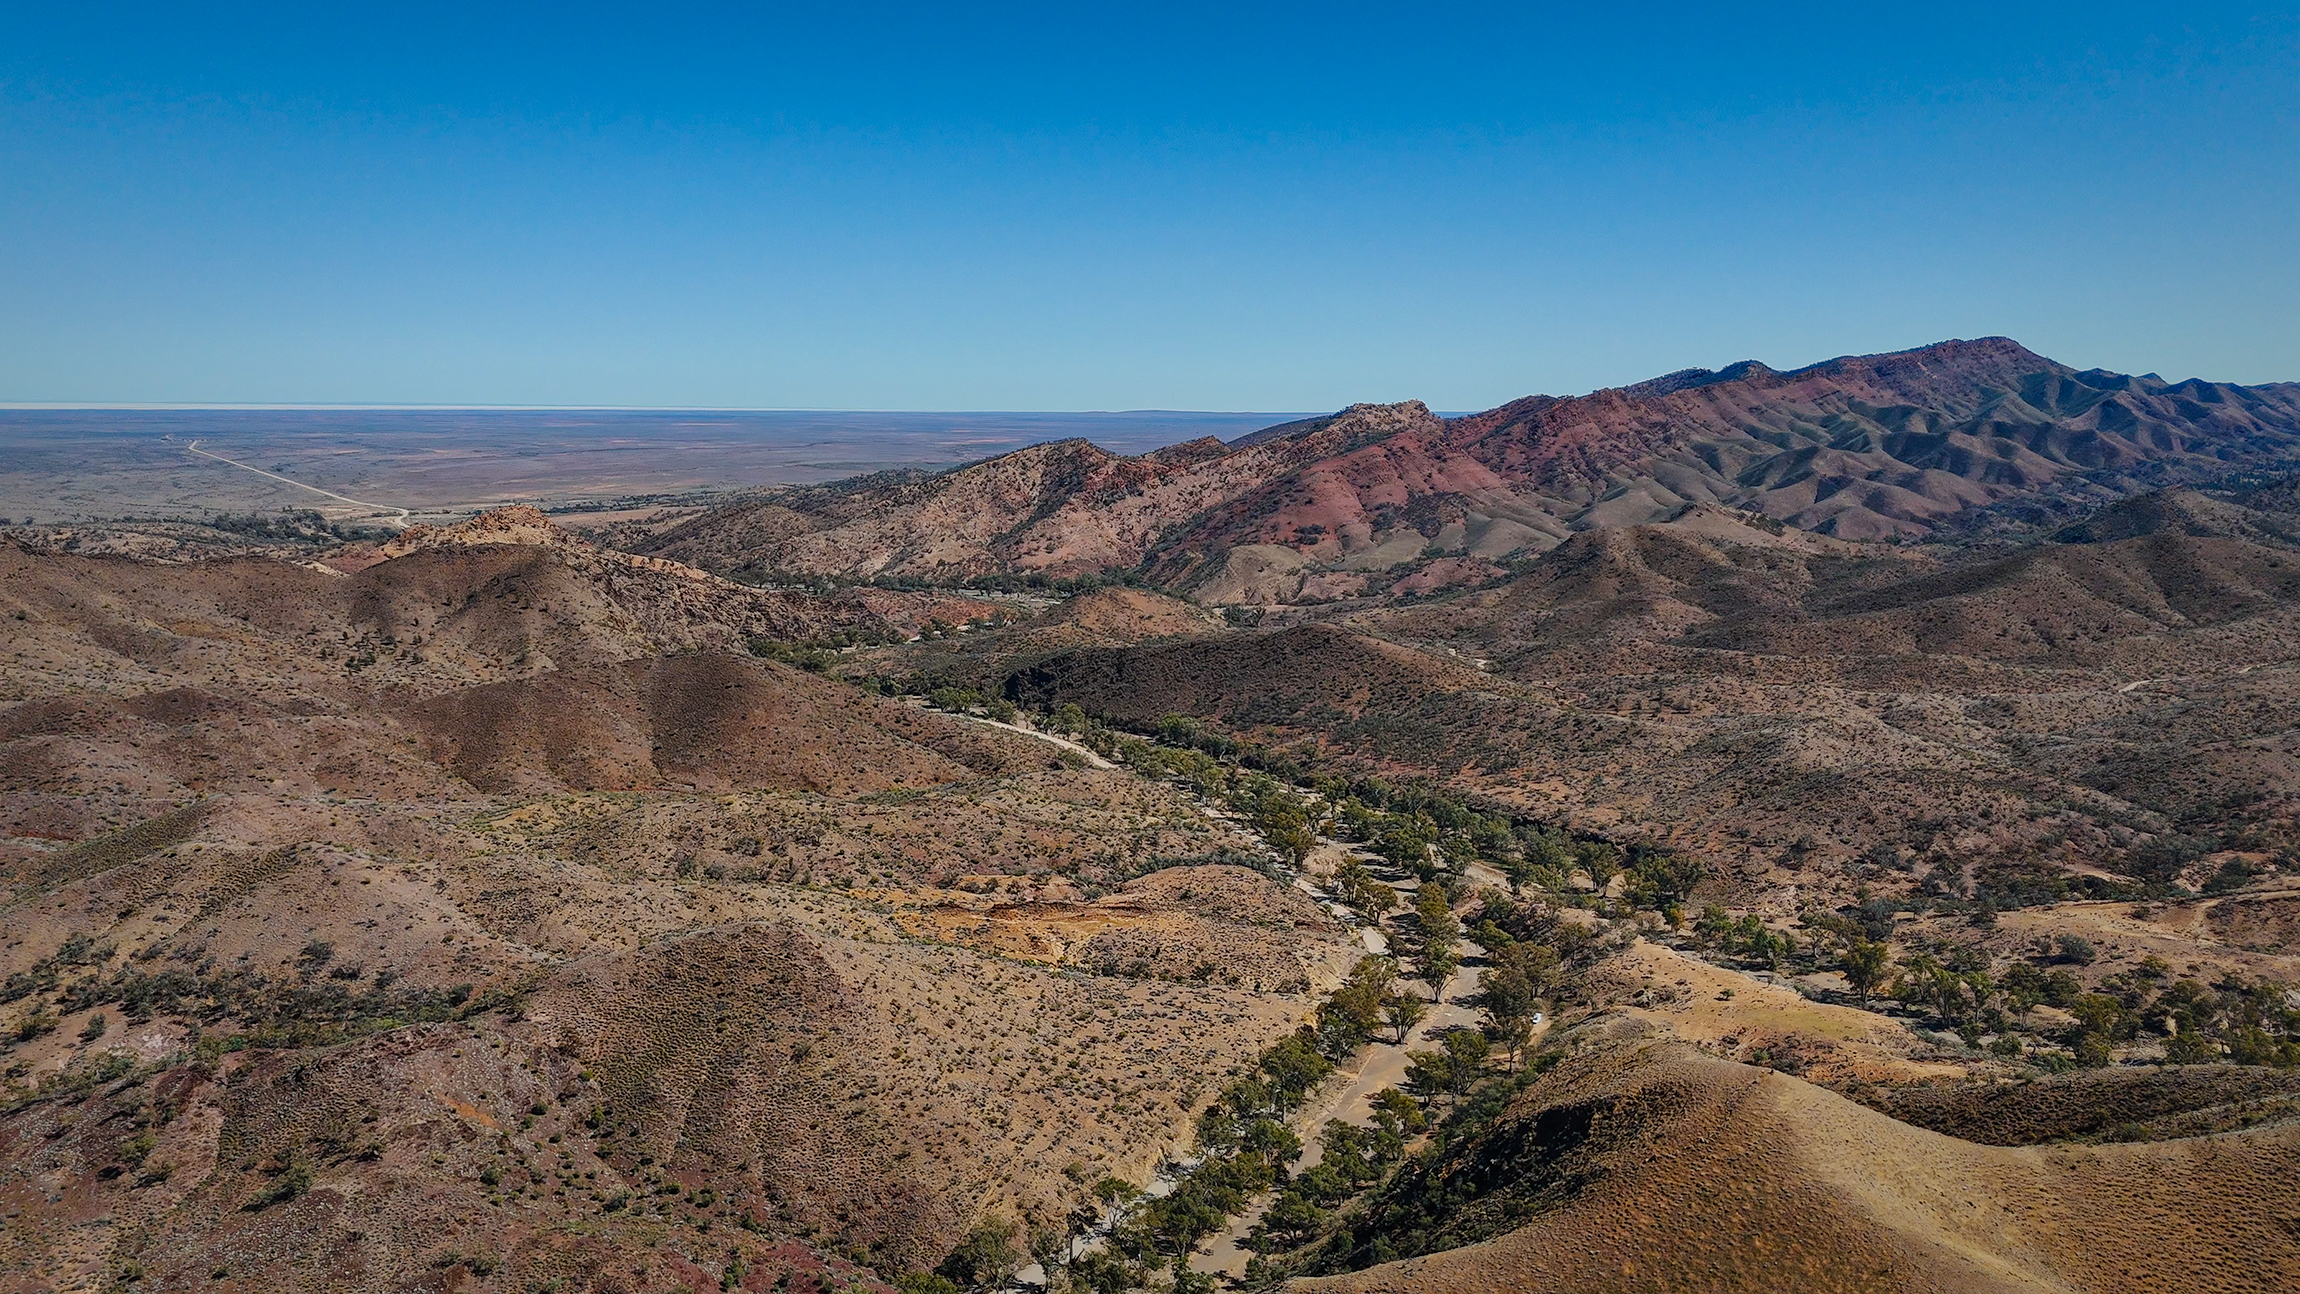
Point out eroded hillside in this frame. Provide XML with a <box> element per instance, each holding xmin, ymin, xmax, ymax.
<box><xmin>0</xmin><ymin>515</ymin><xmax>1366</xmax><ymax>1292</ymax></box>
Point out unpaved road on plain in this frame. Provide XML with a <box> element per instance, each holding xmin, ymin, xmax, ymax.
<box><xmin>186</xmin><ymin>439</ymin><xmax>412</xmax><ymax>526</ymax></box>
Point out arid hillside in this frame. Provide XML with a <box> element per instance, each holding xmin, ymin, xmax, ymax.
<box><xmin>0</xmin><ymin>512</ymin><xmax>1368</xmax><ymax>1293</ymax></box>
<box><xmin>1295</xmin><ymin>1039</ymin><xmax>2299</xmax><ymax>1294</ymax></box>
<box><xmin>636</xmin><ymin>403</ymin><xmax>1436</xmax><ymax>584</ymax></box>
<box><xmin>953</xmin><ymin>480</ymin><xmax>2300</xmax><ymax>920</ymax></box>
<box><xmin>8</xmin><ymin>377</ymin><xmax>2300</xmax><ymax>1294</ymax></box>
<box><xmin>1000</xmin><ymin>587</ymin><xmax>1229</xmax><ymax>652</ymax></box>
<box><xmin>631</xmin><ymin>339</ymin><xmax>2300</xmax><ymax>602</ymax></box>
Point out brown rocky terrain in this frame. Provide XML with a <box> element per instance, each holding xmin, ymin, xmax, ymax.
<box><xmin>998</xmin><ymin>587</ymin><xmax>1229</xmax><ymax>652</ymax></box>
<box><xmin>973</xmin><ymin>481</ymin><xmax>2300</xmax><ymax>920</ymax></box>
<box><xmin>573</xmin><ymin>396</ymin><xmax>2300</xmax><ymax>1291</ymax></box>
<box><xmin>0</xmin><ymin>511</ymin><xmax>1367</xmax><ymax>1292</ymax></box>
<box><xmin>8</xmin><ymin>339</ymin><xmax>2300</xmax><ymax>1294</ymax></box>
<box><xmin>1295</xmin><ymin>1038</ymin><xmax>2300</xmax><ymax>1294</ymax></box>
<box><xmin>633</xmin><ymin>339</ymin><xmax>2300</xmax><ymax>603</ymax></box>
<box><xmin>635</xmin><ymin>404</ymin><xmax>1432</xmax><ymax>585</ymax></box>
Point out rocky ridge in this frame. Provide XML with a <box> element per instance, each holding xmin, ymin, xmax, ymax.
<box><xmin>634</xmin><ymin>339</ymin><xmax>2300</xmax><ymax>606</ymax></box>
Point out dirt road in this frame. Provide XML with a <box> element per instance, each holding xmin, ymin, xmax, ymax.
<box><xmin>185</xmin><ymin>439</ymin><xmax>412</xmax><ymax>526</ymax></box>
<box><xmin>927</xmin><ymin>706</ymin><xmax>1122</xmax><ymax>769</ymax></box>
<box><xmin>965</xmin><ymin>715</ymin><xmax>1119</xmax><ymax>769</ymax></box>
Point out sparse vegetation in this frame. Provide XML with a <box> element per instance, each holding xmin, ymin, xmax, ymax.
<box><xmin>12</xmin><ymin>427</ymin><xmax>2300</xmax><ymax>1294</ymax></box>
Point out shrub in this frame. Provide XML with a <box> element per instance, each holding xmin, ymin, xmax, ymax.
<box><xmin>929</xmin><ymin>687</ymin><xmax>979</xmax><ymax>713</ymax></box>
<box><xmin>935</xmin><ymin>1218</ymin><xmax>1020</xmax><ymax>1290</ymax></box>
<box><xmin>245</xmin><ymin>1158</ymin><xmax>313</xmax><ymax>1210</ymax></box>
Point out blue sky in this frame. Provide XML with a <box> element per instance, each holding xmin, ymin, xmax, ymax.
<box><xmin>2</xmin><ymin>3</ymin><xmax>2294</xmax><ymax>409</ymax></box>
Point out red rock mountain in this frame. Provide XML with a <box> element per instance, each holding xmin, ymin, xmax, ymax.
<box><xmin>637</xmin><ymin>339</ymin><xmax>2300</xmax><ymax>604</ymax></box>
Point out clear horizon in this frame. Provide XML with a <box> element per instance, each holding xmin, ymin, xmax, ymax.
<box><xmin>4</xmin><ymin>3</ymin><xmax>2295</xmax><ymax>408</ymax></box>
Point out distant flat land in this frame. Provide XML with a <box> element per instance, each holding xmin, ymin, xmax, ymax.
<box><xmin>0</xmin><ymin>407</ymin><xmax>1303</xmax><ymax>526</ymax></box>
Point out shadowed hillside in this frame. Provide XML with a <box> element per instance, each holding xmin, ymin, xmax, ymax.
<box><xmin>1295</xmin><ymin>1040</ymin><xmax>2300</xmax><ymax>1294</ymax></box>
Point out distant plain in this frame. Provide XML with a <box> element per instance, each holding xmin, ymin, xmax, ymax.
<box><xmin>0</xmin><ymin>408</ymin><xmax>1303</xmax><ymax>527</ymax></box>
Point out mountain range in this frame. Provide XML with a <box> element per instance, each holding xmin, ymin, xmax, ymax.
<box><xmin>639</xmin><ymin>338</ymin><xmax>2300</xmax><ymax>605</ymax></box>
<box><xmin>6</xmin><ymin>338</ymin><xmax>2300</xmax><ymax>1293</ymax></box>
